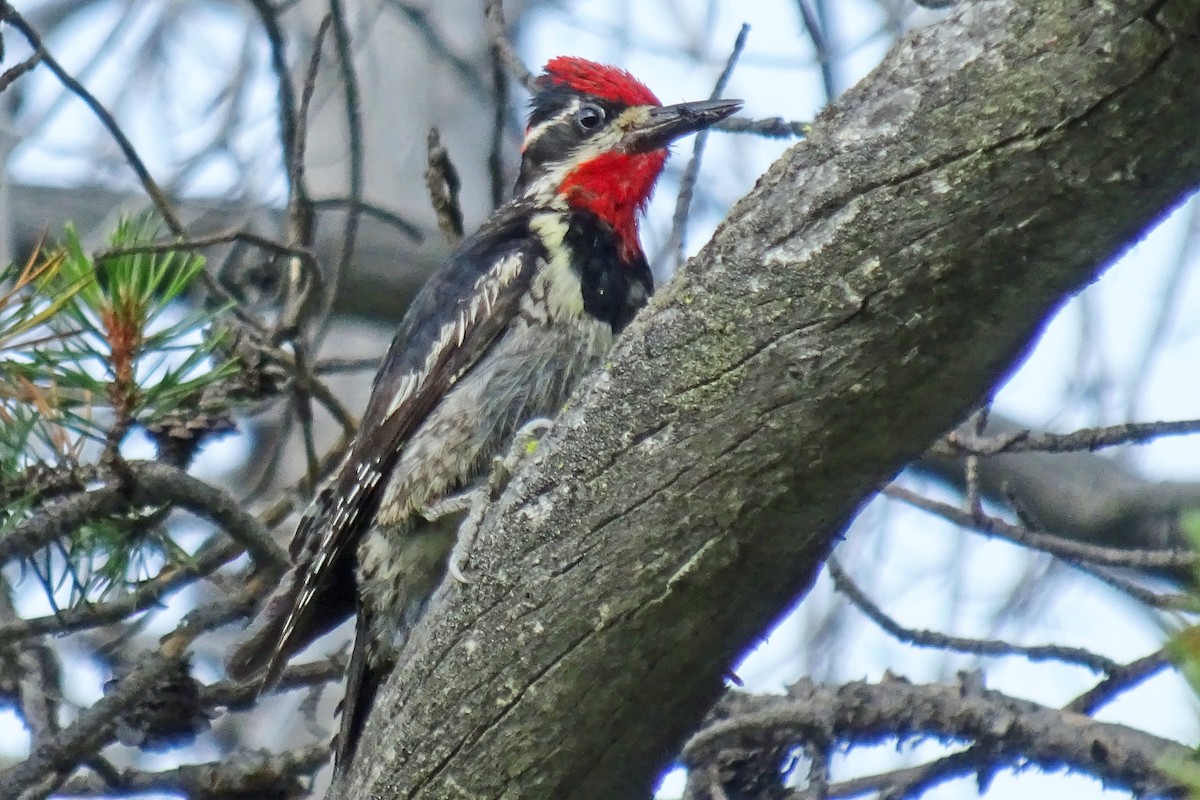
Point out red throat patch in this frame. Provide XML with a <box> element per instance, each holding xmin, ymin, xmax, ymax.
<box><xmin>557</xmin><ymin>149</ymin><xmax>667</xmax><ymax>262</ymax></box>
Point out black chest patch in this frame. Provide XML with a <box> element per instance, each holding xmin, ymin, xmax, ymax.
<box><xmin>562</xmin><ymin>211</ymin><xmax>654</xmax><ymax>333</ymax></box>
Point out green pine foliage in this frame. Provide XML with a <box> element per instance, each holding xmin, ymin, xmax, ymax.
<box><xmin>0</xmin><ymin>214</ymin><xmax>239</xmax><ymax>606</ymax></box>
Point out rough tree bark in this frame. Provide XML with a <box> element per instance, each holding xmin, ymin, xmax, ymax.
<box><xmin>343</xmin><ymin>1</ymin><xmax>1200</xmax><ymax>797</ymax></box>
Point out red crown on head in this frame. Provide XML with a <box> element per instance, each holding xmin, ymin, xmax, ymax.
<box><xmin>541</xmin><ymin>56</ymin><xmax>661</xmax><ymax>107</ymax></box>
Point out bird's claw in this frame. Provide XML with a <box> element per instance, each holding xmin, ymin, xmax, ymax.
<box><xmin>447</xmin><ymin>547</ymin><xmax>474</xmax><ymax>584</ymax></box>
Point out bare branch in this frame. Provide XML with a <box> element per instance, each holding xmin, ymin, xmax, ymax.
<box><xmin>715</xmin><ymin>115</ymin><xmax>809</xmax><ymax>137</ymax></box>
<box><xmin>828</xmin><ymin>559</ymin><xmax>1119</xmax><ymax>673</ymax></box>
<box><xmin>1067</xmin><ymin>648</ymin><xmax>1172</xmax><ymax>715</ymax></box>
<box><xmin>383</xmin><ymin>0</ymin><xmax>488</xmax><ymax>97</ymax></box>
<box><xmin>291</xmin><ymin>12</ymin><xmax>333</xmax><ymax>249</ymax></box>
<box><xmin>52</xmin><ymin>746</ymin><xmax>329</xmax><ymax>799</ymax></box>
<box><xmin>668</xmin><ymin>24</ymin><xmax>749</xmax><ymax>270</ymax></box>
<box><xmin>248</xmin><ymin>0</ymin><xmax>311</xmax><ymax>246</ymax></box>
<box><xmin>1</xmin><ymin>461</ymin><xmax>287</xmax><ymax>574</ymax></box>
<box><xmin>93</xmin><ymin>228</ymin><xmax>315</xmax><ymax>268</ymax></box>
<box><xmin>315</xmin><ymin>355</ymin><xmax>383</xmax><ymax>374</ymax></box>
<box><xmin>884</xmin><ymin>484</ymin><xmax>1200</xmax><ymax>571</ymax></box>
<box><xmin>687</xmin><ymin>677</ymin><xmax>1190</xmax><ymax>799</ymax></box>
<box><xmin>795</xmin><ymin>0</ymin><xmax>836</xmax><ymax>103</ymax></box>
<box><xmin>917</xmin><ymin>412</ymin><xmax>1200</xmax><ymax>581</ymax></box>
<box><xmin>936</xmin><ymin>417</ymin><xmax>1200</xmax><ymax>456</ymax></box>
<box><xmin>0</xmin><ymin>574</ymin><xmax>262</xmax><ymax>800</ymax></box>
<box><xmin>483</xmin><ymin>0</ymin><xmax>534</xmax><ymax>91</ymax></box>
<box><xmin>0</xmin><ymin>540</ymin><xmax>241</xmax><ymax>645</ymax></box>
<box><xmin>0</xmin><ymin>650</ymin><xmax>187</xmax><ymax>799</ymax></box>
<box><xmin>0</xmin><ymin>5</ymin><xmax>183</xmax><ymax>234</ymax></box>
<box><xmin>307</xmin><ymin>0</ymin><xmax>365</xmax><ymax>339</ymax></box>
<box><xmin>425</xmin><ymin>127</ymin><xmax>465</xmax><ymax>245</ymax></box>
<box><xmin>487</xmin><ymin>38</ymin><xmax>510</xmax><ymax>209</ymax></box>
<box><xmin>1075</xmin><ymin>563</ymin><xmax>1200</xmax><ymax>611</ymax></box>
<box><xmin>201</xmin><ymin>657</ymin><xmax>345</xmax><ymax>710</ymax></box>
<box><xmin>311</xmin><ymin>196</ymin><xmax>423</xmax><ymax>241</ymax></box>
<box><xmin>0</xmin><ymin>576</ymin><xmax>63</xmax><ymax>747</ymax></box>
<box><xmin>0</xmin><ymin>51</ymin><xmax>41</xmax><ymax>93</ymax></box>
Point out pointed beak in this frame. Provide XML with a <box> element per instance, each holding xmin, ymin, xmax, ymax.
<box><xmin>624</xmin><ymin>98</ymin><xmax>743</xmax><ymax>154</ymax></box>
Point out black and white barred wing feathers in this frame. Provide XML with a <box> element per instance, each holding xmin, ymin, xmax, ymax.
<box><xmin>227</xmin><ymin>223</ymin><xmax>537</xmax><ymax>687</ymax></box>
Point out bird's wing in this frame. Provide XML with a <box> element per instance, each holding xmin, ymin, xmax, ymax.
<box><xmin>228</xmin><ymin>212</ymin><xmax>539</xmax><ymax>687</ymax></box>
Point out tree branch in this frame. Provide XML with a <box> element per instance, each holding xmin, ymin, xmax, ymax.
<box><xmin>51</xmin><ymin>746</ymin><xmax>329</xmax><ymax>799</ymax></box>
<box><xmin>685</xmin><ymin>677</ymin><xmax>1190</xmax><ymax>799</ymax></box>
<box><xmin>828</xmin><ymin>559</ymin><xmax>1119</xmax><ymax>673</ymax></box>
<box><xmin>342</xmin><ymin>1</ymin><xmax>1200</xmax><ymax>796</ymax></box>
<box><xmin>1</xmin><ymin>461</ymin><xmax>287</xmax><ymax>574</ymax></box>
<box><xmin>916</xmin><ymin>412</ymin><xmax>1200</xmax><ymax>582</ymax></box>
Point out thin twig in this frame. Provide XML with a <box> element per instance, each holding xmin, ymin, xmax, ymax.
<box><xmin>0</xmin><ymin>581</ymin><xmax>259</xmax><ymax>799</ymax></box>
<box><xmin>795</xmin><ymin>0</ymin><xmax>836</xmax><ymax>103</ymax></box>
<box><xmin>249</xmin><ymin>0</ymin><xmax>309</xmax><ymax>245</ymax></box>
<box><xmin>0</xmin><ymin>5</ymin><xmax>183</xmax><ymax>234</ymax></box>
<box><xmin>828</xmin><ymin>559</ymin><xmax>1119</xmax><ymax>673</ymax></box>
<box><xmin>94</xmin><ymin>228</ymin><xmax>316</xmax><ymax>271</ymax></box>
<box><xmin>487</xmin><ymin>35</ymin><xmax>510</xmax><ymax>208</ymax></box>
<box><xmin>311</xmin><ymin>196</ymin><xmax>423</xmax><ymax>240</ymax></box>
<box><xmin>52</xmin><ymin>746</ymin><xmax>330</xmax><ymax>798</ymax></box>
<box><xmin>669</xmin><ymin>24</ymin><xmax>749</xmax><ymax>271</ymax></box>
<box><xmin>0</xmin><ymin>575</ymin><xmax>63</xmax><ymax>746</ymax></box>
<box><xmin>268</xmin><ymin>344</ymin><xmax>358</xmax><ymax>436</ymax></box>
<box><xmin>792</xmin><ymin>749</ymin><xmax>987</xmax><ymax>799</ymax></box>
<box><xmin>483</xmin><ymin>0</ymin><xmax>535</xmax><ymax>91</ymax></box>
<box><xmin>201</xmin><ymin>656</ymin><xmax>346</xmax><ymax>709</ymax></box>
<box><xmin>424</xmin><ymin>127</ymin><xmax>465</xmax><ymax>245</ymax></box>
<box><xmin>292</xmin><ymin>345</ymin><xmax>321</xmax><ymax>489</ymax></box>
<box><xmin>0</xmin><ymin>541</ymin><xmax>241</xmax><ymax>645</ymax></box>
<box><xmin>291</xmin><ymin>13</ymin><xmax>334</xmax><ymax>248</ymax></box>
<box><xmin>324</xmin><ymin>0</ymin><xmax>364</xmax><ymax>327</ymax></box>
<box><xmin>383</xmin><ymin>0</ymin><xmax>490</xmax><ymax>99</ymax></box>
<box><xmin>936</xmin><ymin>417</ymin><xmax>1200</xmax><ymax>456</ymax></box>
<box><xmin>0</xmin><ymin>51</ymin><xmax>41</xmax><ymax>93</ymax></box>
<box><xmin>0</xmin><ymin>652</ymin><xmax>185</xmax><ymax>798</ymax></box>
<box><xmin>1067</xmin><ymin>648</ymin><xmax>1172</xmax><ymax>714</ymax></box>
<box><xmin>716</xmin><ymin>115</ymin><xmax>810</xmax><ymax>137</ymax></box>
<box><xmin>965</xmin><ymin>408</ymin><xmax>987</xmax><ymax>515</ymax></box>
<box><xmin>883</xmin><ymin>484</ymin><xmax>1200</xmax><ymax>570</ymax></box>
<box><xmin>1077</xmin><ymin>564</ymin><xmax>1200</xmax><ymax>611</ymax></box>
<box><xmin>315</xmin><ymin>355</ymin><xmax>383</xmax><ymax>374</ymax></box>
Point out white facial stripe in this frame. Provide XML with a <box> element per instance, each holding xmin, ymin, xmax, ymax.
<box><xmin>522</xmin><ymin>98</ymin><xmax>580</xmax><ymax>152</ymax></box>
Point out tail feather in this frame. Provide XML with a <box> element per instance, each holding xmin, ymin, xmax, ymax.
<box><xmin>225</xmin><ymin>540</ymin><xmax>356</xmax><ymax>686</ymax></box>
<box><xmin>334</xmin><ymin>612</ymin><xmax>391</xmax><ymax>773</ymax></box>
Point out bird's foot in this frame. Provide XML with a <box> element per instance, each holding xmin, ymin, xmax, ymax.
<box><xmin>447</xmin><ymin>417</ymin><xmax>554</xmax><ymax>584</ymax></box>
<box><xmin>418</xmin><ymin>491</ymin><xmax>475</xmax><ymax>522</ymax></box>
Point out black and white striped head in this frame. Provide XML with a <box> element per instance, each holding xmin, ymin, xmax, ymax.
<box><xmin>515</xmin><ymin>57</ymin><xmax>742</xmax><ymax>236</ymax></box>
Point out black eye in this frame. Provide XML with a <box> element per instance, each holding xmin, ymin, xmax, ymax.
<box><xmin>576</xmin><ymin>103</ymin><xmax>605</xmax><ymax>131</ymax></box>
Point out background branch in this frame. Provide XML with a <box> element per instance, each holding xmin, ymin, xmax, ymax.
<box><xmin>686</xmin><ymin>677</ymin><xmax>1190</xmax><ymax>799</ymax></box>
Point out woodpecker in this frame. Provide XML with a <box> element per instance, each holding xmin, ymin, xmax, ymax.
<box><xmin>228</xmin><ymin>56</ymin><xmax>740</xmax><ymax>767</ymax></box>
